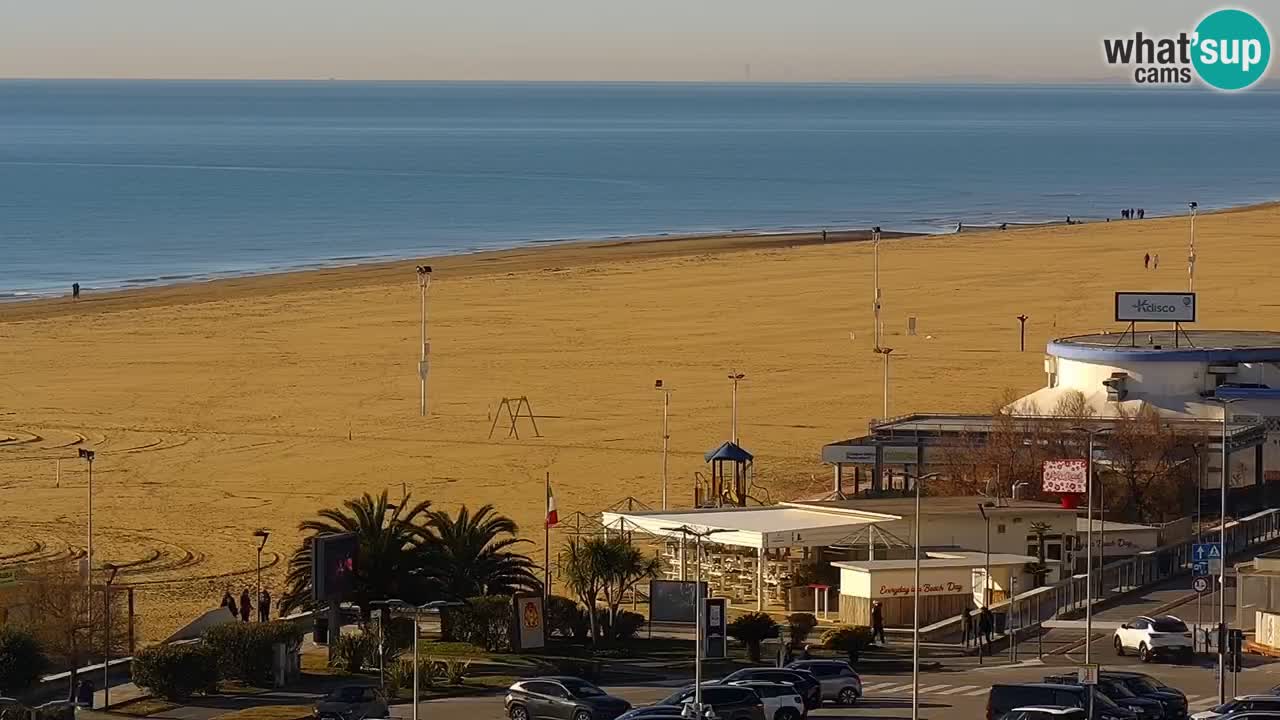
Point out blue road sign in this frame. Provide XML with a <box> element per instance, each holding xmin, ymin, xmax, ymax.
<box><xmin>1193</xmin><ymin>543</ymin><xmax>1223</xmax><ymax>562</ymax></box>
<box><xmin>1193</xmin><ymin>560</ymin><xmax>1210</xmax><ymax>576</ymax></box>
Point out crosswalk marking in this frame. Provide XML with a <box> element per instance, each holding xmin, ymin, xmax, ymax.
<box><xmin>1188</xmin><ymin>696</ymin><xmax>1221</xmax><ymax>710</ymax></box>
<box><xmin>879</xmin><ymin>683</ymin><xmax>916</xmax><ymax>694</ymax></box>
<box><xmin>937</xmin><ymin>685</ymin><xmax>980</xmax><ymax>695</ymax></box>
<box><xmin>919</xmin><ymin>685</ymin><xmax>951</xmax><ymax>694</ymax></box>
<box><xmin>963</xmin><ymin>687</ymin><xmax>991</xmax><ymax>696</ymax></box>
<box><xmin>863</xmin><ymin>682</ymin><xmax>899</xmax><ymax>692</ymax></box>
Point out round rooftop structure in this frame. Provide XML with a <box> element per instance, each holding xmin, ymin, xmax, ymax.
<box><xmin>1048</xmin><ymin>330</ymin><xmax>1280</xmax><ymax>363</ymax></box>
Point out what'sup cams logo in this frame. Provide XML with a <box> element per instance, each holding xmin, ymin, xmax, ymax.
<box><xmin>1104</xmin><ymin>8</ymin><xmax>1271</xmax><ymax>90</ymax></box>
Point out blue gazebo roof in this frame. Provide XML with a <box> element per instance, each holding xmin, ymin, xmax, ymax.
<box><xmin>704</xmin><ymin>441</ymin><xmax>753</xmax><ymax>463</ymax></box>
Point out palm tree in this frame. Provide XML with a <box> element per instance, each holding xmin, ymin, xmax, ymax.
<box><xmin>419</xmin><ymin>504</ymin><xmax>541</xmax><ymax>600</ymax></box>
<box><xmin>280</xmin><ymin>490</ymin><xmax>434</xmax><ymax>617</ymax></box>
<box><xmin>598</xmin><ymin>539</ymin><xmax>660</xmax><ymax>636</ymax></box>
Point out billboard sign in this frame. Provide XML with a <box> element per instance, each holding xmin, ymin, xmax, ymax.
<box><xmin>821</xmin><ymin>444</ymin><xmax>877</xmax><ymax>464</ymax></box>
<box><xmin>312</xmin><ymin>532</ymin><xmax>359</xmax><ymax>602</ymax></box>
<box><xmin>705</xmin><ymin>598</ymin><xmax>727</xmax><ymax>658</ymax></box>
<box><xmin>1043</xmin><ymin>459</ymin><xmax>1088</xmax><ymax>494</ymax></box>
<box><xmin>882</xmin><ymin>446</ymin><xmax>919</xmax><ymax>465</ymax></box>
<box><xmin>1114</xmin><ymin>292</ymin><xmax>1196</xmax><ymax>323</ymax></box>
<box><xmin>649</xmin><ymin>579</ymin><xmax>708</xmax><ymax>624</ymax></box>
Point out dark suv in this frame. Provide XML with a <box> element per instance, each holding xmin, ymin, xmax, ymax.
<box><xmin>657</xmin><ymin>685</ymin><xmax>766</xmax><ymax>720</ymax></box>
<box><xmin>987</xmin><ymin>683</ymin><xmax>1138</xmax><ymax>720</ymax></box>
<box><xmin>1043</xmin><ymin>675</ymin><xmax>1165</xmax><ymax>719</ymax></box>
<box><xmin>719</xmin><ymin>668</ymin><xmax>822</xmax><ymax>710</ymax></box>
<box><xmin>1102</xmin><ymin>673</ymin><xmax>1188</xmax><ymax>720</ymax></box>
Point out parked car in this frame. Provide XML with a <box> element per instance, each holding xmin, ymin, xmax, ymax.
<box><xmin>727</xmin><ymin>681</ymin><xmax>805</xmax><ymax>720</ymax></box>
<box><xmin>719</xmin><ymin>668</ymin><xmax>822</xmax><ymax>710</ymax></box>
<box><xmin>505</xmin><ymin>677</ymin><xmax>632</xmax><ymax>720</ymax></box>
<box><xmin>615</xmin><ymin>710</ymin><xmax>687</xmax><ymax>720</ymax></box>
<box><xmin>1043</xmin><ymin>674</ymin><xmax>1165</xmax><ymax>719</ymax></box>
<box><xmin>786</xmin><ymin>660</ymin><xmax>862</xmax><ymax>704</ymax></box>
<box><xmin>1000</xmin><ymin>708</ymin><xmax>1088</xmax><ymax>720</ymax></box>
<box><xmin>1191</xmin><ymin>696</ymin><xmax>1280</xmax><ymax>720</ymax></box>
<box><xmin>314</xmin><ymin>685</ymin><xmax>390</xmax><ymax>720</ymax></box>
<box><xmin>1113</xmin><ymin>616</ymin><xmax>1194</xmax><ymax>663</ymax></box>
<box><xmin>987</xmin><ymin>683</ymin><xmax>1139</xmax><ymax>720</ymax></box>
<box><xmin>1103</xmin><ymin>672</ymin><xmax>1188</xmax><ymax>719</ymax></box>
<box><xmin>656</xmin><ymin>684</ymin><xmax>766</xmax><ymax>720</ymax></box>
<box><xmin>1216</xmin><ymin>713</ymin><xmax>1280</xmax><ymax>720</ymax></box>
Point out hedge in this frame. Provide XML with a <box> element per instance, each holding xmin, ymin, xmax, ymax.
<box><xmin>132</xmin><ymin>643</ymin><xmax>218</xmax><ymax>701</ymax></box>
<box><xmin>203</xmin><ymin>621</ymin><xmax>304</xmax><ymax>686</ymax></box>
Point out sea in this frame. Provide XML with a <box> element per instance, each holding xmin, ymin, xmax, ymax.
<box><xmin>3</xmin><ymin>80</ymin><xmax>1280</xmax><ymax>299</ymax></box>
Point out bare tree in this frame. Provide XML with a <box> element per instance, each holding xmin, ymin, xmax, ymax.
<box><xmin>1100</xmin><ymin>403</ymin><xmax>1202</xmax><ymax>523</ymax></box>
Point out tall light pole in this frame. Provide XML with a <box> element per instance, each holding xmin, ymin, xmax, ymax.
<box><xmin>1207</xmin><ymin>395</ymin><xmax>1240</xmax><ymax>704</ymax></box>
<box><xmin>656</xmin><ymin>380</ymin><xmax>672</xmax><ymax>509</ymax></box>
<box><xmin>874</xmin><ymin>347</ymin><xmax>894</xmax><ymax>419</ymax></box>
<box><xmin>727</xmin><ymin>371</ymin><xmax>745</xmax><ymax>443</ymax></box>
<box><xmin>102</xmin><ymin>563</ymin><xmax>119</xmax><ymax>709</ymax></box>
<box><xmin>1188</xmin><ymin>202</ymin><xmax>1198</xmax><ymax>293</ymax></box>
<box><xmin>253</xmin><ymin>529</ymin><xmax>270</xmax><ymax>617</ymax></box>
<box><xmin>977</xmin><ymin>502</ymin><xmax>992</xmax><ymax>665</ymax></box>
<box><xmin>908</xmin><ymin>471</ymin><xmax>940</xmax><ymax>720</ymax></box>
<box><xmin>663</xmin><ymin>525</ymin><xmax>728</xmax><ymax>718</ymax></box>
<box><xmin>1071</xmin><ymin>424</ymin><xmax>1109</xmax><ymax>720</ymax></box>
<box><xmin>78</xmin><ymin>448</ymin><xmax>95</xmax><ymax>593</ymax></box>
<box><xmin>872</xmin><ymin>225</ymin><xmax>883</xmax><ymax>349</ymax></box>
<box><xmin>381</xmin><ymin>599</ymin><xmax>459</xmax><ymax>720</ymax></box>
<box><xmin>416</xmin><ymin>265</ymin><xmax>432</xmax><ymax>417</ymax></box>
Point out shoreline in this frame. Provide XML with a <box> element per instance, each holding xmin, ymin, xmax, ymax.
<box><xmin>3</xmin><ymin>198</ymin><xmax>1275</xmax><ymax>324</ymax></box>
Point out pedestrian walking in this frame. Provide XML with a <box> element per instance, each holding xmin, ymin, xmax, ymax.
<box><xmin>259</xmin><ymin>589</ymin><xmax>271</xmax><ymax>623</ymax></box>
<box><xmin>960</xmin><ymin>606</ymin><xmax>973</xmax><ymax>648</ymax></box>
<box><xmin>1139</xmin><ymin>208</ymin><xmax>1145</xmax><ymax>219</ymax></box>
<box><xmin>871</xmin><ymin>600</ymin><xmax>886</xmax><ymax>644</ymax></box>
<box><xmin>1144</xmin><ymin>252</ymin><xmax>1150</xmax><ymax>269</ymax></box>
<box><xmin>72</xmin><ymin>282</ymin><xmax>80</xmax><ymax>300</ymax></box>
<box><xmin>1153</xmin><ymin>253</ymin><xmax>1159</xmax><ymax>270</ymax></box>
<box><xmin>239</xmin><ymin>588</ymin><xmax>252</xmax><ymax>623</ymax></box>
<box><xmin>221</xmin><ymin>589</ymin><xmax>237</xmax><ymax>618</ymax></box>
<box><xmin>978</xmin><ymin>605</ymin><xmax>994</xmax><ymax>648</ymax></box>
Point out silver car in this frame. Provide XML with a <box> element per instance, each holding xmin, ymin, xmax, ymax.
<box><xmin>785</xmin><ymin>661</ymin><xmax>862</xmax><ymax>705</ymax></box>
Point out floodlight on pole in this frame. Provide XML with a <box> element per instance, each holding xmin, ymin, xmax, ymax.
<box><xmin>378</xmin><ymin>598</ymin><xmax>462</xmax><ymax>720</ymax></box>
<box><xmin>906</xmin><ymin>471</ymin><xmax>941</xmax><ymax>720</ymax></box>
<box><xmin>416</xmin><ymin>265</ymin><xmax>433</xmax><ymax>417</ymax></box>
<box><xmin>727</xmin><ymin>372</ymin><xmax>746</xmax><ymax>444</ymax></box>
<box><xmin>103</xmin><ymin>562</ymin><xmax>119</xmax><ymax>709</ymax></box>
<box><xmin>1070</xmin><ymin>424</ymin><xmax>1111</xmax><ymax>720</ymax></box>
<box><xmin>1207</xmin><ymin>395</ymin><xmax>1241</xmax><ymax>704</ymax></box>
<box><xmin>656</xmin><ymin>380</ymin><xmax>672</xmax><ymax>510</ymax></box>
<box><xmin>662</xmin><ymin>525</ymin><xmax>729</xmax><ymax>718</ymax></box>
<box><xmin>872</xmin><ymin>226</ymin><xmax>882</xmax><ymax>350</ymax></box>
<box><xmin>1188</xmin><ymin>202</ymin><xmax>1198</xmax><ymax>293</ymax></box>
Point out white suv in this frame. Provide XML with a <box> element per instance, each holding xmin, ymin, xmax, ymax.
<box><xmin>1113</xmin><ymin>615</ymin><xmax>1193</xmax><ymax>663</ymax></box>
<box><xmin>728</xmin><ymin>681</ymin><xmax>806</xmax><ymax>720</ymax></box>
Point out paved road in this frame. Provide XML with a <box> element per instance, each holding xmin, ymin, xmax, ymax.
<box><xmin>394</xmin><ymin>658</ymin><xmax>1280</xmax><ymax>720</ymax></box>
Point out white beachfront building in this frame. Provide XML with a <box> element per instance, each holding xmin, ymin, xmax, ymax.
<box><xmin>1013</xmin><ymin>329</ymin><xmax>1280</xmax><ymax>490</ymax></box>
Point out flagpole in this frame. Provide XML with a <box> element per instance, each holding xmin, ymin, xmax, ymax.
<box><xmin>545</xmin><ymin>472</ymin><xmax>551</xmax><ymax>599</ymax></box>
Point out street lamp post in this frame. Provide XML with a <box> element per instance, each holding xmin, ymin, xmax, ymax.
<box><xmin>379</xmin><ymin>599</ymin><xmax>460</xmax><ymax>720</ymax></box>
<box><xmin>908</xmin><ymin>471</ymin><xmax>941</xmax><ymax>720</ymax></box>
<box><xmin>1207</xmin><ymin>396</ymin><xmax>1241</xmax><ymax>704</ymax></box>
<box><xmin>977</xmin><ymin>502</ymin><xmax>992</xmax><ymax>665</ymax></box>
<box><xmin>1071</xmin><ymin>425</ymin><xmax>1110</xmax><ymax>720</ymax></box>
<box><xmin>727</xmin><ymin>372</ymin><xmax>745</xmax><ymax>444</ymax></box>
<box><xmin>874</xmin><ymin>346</ymin><xmax>893</xmax><ymax>419</ymax></box>
<box><xmin>663</xmin><ymin>525</ymin><xmax>728</xmax><ymax>719</ymax></box>
<box><xmin>416</xmin><ymin>265</ymin><xmax>432</xmax><ymax>417</ymax></box>
<box><xmin>78</xmin><ymin>448</ymin><xmax>95</xmax><ymax>593</ymax></box>
<box><xmin>253</xmin><ymin>530</ymin><xmax>270</xmax><ymax>618</ymax></box>
<box><xmin>656</xmin><ymin>380</ymin><xmax>672</xmax><ymax>509</ymax></box>
<box><xmin>872</xmin><ymin>225</ymin><xmax>882</xmax><ymax>349</ymax></box>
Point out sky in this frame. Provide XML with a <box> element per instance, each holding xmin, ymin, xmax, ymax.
<box><xmin>0</xmin><ymin>1</ymin><xmax>1270</xmax><ymax>82</ymax></box>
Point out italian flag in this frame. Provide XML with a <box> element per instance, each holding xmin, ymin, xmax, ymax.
<box><xmin>546</xmin><ymin>483</ymin><xmax>559</xmax><ymax>528</ymax></box>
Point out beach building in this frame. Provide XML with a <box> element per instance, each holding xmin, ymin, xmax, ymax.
<box><xmin>1018</xmin><ymin>329</ymin><xmax>1280</xmax><ymax>491</ymax></box>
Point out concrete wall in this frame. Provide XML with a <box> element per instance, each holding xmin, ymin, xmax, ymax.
<box><xmin>870</xmin><ymin>510</ymin><xmax>1074</xmax><ymax>582</ymax></box>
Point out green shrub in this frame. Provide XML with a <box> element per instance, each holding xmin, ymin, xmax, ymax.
<box><xmin>0</xmin><ymin>626</ymin><xmax>47</xmax><ymax>695</ymax></box>
<box><xmin>546</xmin><ymin>596</ymin><xmax>589</xmax><ymax>641</ymax></box>
<box><xmin>132</xmin><ymin>643</ymin><xmax>219</xmax><ymax>701</ymax></box>
<box><xmin>386</xmin><ymin>657</ymin><xmax>443</xmax><ymax>696</ymax></box>
<box><xmin>786</xmin><ymin>613</ymin><xmax>819</xmax><ymax>646</ymax></box>
<box><xmin>202</xmin><ymin>621</ymin><xmax>304</xmax><ymax>686</ymax></box>
<box><xmin>609</xmin><ymin>611</ymin><xmax>645</xmax><ymax>640</ymax></box>
<box><xmin>727</xmin><ymin>612</ymin><xmax>780</xmax><ymax>662</ymax></box>
<box><xmin>448</xmin><ymin>596</ymin><xmax>512</xmax><ymax>651</ymax></box>
<box><xmin>443</xmin><ymin>658</ymin><xmax>470</xmax><ymax>685</ymax></box>
<box><xmin>330</xmin><ymin>632</ymin><xmax>375</xmax><ymax>674</ymax></box>
<box><xmin>820</xmin><ymin>625</ymin><xmax>872</xmax><ymax>664</ymax></box>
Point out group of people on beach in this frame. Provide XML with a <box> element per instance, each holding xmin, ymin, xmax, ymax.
<box><xmin>1122</xmin><ymin>207</ymin><xmax>1146</xmax><ymax>219</ymax></box>
<box><xmin>221</xmin><ymin>587</ymin><xmax>271</xmax><ymax>623</ymax></box>
<box><xmin>1143</xmin><ymin>252</ymin><xmax>1161</xmax><ymax>270</ymax></box>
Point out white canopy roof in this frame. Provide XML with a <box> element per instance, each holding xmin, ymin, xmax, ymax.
<box><xmin>600</xmin><ymin>504</ymin><xmax>898</xmax><ymax>549</ymax></box>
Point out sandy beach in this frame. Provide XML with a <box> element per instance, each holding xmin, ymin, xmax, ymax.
<box><xmin>2</xmin><ymin>204</ymin><xmax>1279</xmax><ymax>639</ymax></box>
